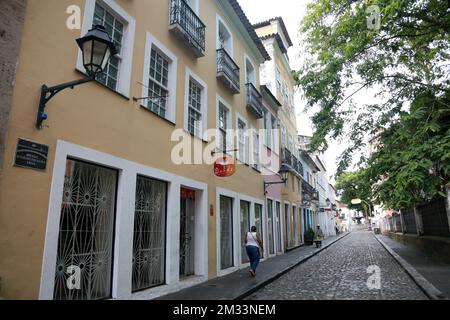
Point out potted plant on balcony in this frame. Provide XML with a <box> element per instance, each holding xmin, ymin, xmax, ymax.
<box><xmin>305</xmin><ymin>228</ymin><xmax>315</xmax><ymax>246</ymax></box>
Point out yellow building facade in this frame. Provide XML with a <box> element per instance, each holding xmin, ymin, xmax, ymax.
<box><xmin>255</xmin><ymin>18</ymin><xmax>304</xmax><ymax>251</ymax></box>
<box><xmin>0</xmin><ymin>0</ymin><xmax>277</xmax><ymax>299</ymax></box>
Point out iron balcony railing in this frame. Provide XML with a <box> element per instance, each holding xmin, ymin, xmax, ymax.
<box><xmin>217</xmin><ymin>49</ymin><xmax>240</xmax><ymax>93</ymax></box>
<box><xmin>282</xmin><ymin>148</ymin><xmax>292</xmax><ymax>167</ymax></box>
<box><xmin>246</xmin><ymin>83</ymin><xmax>264</xmax><ymax>118</ymax></box>
<box><xmin>169</xmin><ymin>0</ymin><xmax>206</xmax><ymax>57</ymax></box>
<box><xmin>282</xmin><ymin>147</ymin><xmax>304</xmax><ymax>176</ymax></box>
<box><xmin>302</xmin><ymin>179</ymin><xmax>319</xmax><ymax>200</ymax></box>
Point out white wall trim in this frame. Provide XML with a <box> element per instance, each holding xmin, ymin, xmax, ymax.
<box><xmin>141</xmin><ymin>31</ymin><xmax>178</xmax><ymax>124</ymax></box>
<box><xmin>77</xmin><ymin>0</ymin><xmax>135</xmax><ymax>97</ymax></box>
<box><xmin>39</xmin><ymin>140</ymin><xmax>208</xmax><ymax>300</ymax></box>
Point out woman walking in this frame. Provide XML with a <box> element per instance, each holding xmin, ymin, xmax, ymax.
<box><xmin>244</xmin><ymin>226</ymin><xmax>263</xmax><ymax>277</ymax></box>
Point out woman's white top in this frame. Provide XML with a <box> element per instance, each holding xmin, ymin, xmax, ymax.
<box><xmin>246</xmin><ymin>232</ymin><xmax>259</xmax><ymax>247</ymax></box>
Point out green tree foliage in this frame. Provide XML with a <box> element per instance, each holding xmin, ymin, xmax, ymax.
<box><xmin>335</xmin><ymin>169</ymin><xmax>374</xmax><ymax>215</ymax></box>
<box><xmin>367</xmin><ymin>91</ymin><xmax>450</xmax><ymax>208</ymax></box>
<box><xmin>296</xmin><ymin>0</ymin><xmax>450</xmax><ymax>207</ymax></box>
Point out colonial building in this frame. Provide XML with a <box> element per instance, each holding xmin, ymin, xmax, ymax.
<box><xmin>254</xmin><ymin>17</ymin><xmax>304</xmax><ymax>251</ymax></box>
<box><xmin>0</xmin><ymin>0</ymin><xmax>276</xmax><ymax>299</ymax></box>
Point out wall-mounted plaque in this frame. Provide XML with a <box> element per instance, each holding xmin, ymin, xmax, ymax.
<box><xmin>14</xmin><ymin>139</ymin><xmax>49</xmax><ymax>171</ymax></box>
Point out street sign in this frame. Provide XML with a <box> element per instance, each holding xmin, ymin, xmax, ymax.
<box><xmin>351</xmin><ymin>198</ymin><xmax>362</xmax><ymax>204</ymax></box>
<box><xmin>14</xmin><ymin>138</ymin><xmax>49</xmax><ymax>171</ymax></box>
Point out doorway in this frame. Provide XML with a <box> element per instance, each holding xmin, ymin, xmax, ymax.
<box><xmin>180</xmin><ymin>188</ymin><xmax>196</xmax><ymax>278</ymax></box>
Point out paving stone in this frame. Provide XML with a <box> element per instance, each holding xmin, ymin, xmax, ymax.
<box><xmin>246</xmin><ymin>229</ymin><xmax>427</xmax><ymax>300</ymax></box>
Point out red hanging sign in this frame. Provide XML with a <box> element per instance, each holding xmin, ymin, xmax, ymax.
<box><xmin>214</xmin><ymin>155</ymin><xmax>236</xmax><ymax>177</ymax></box>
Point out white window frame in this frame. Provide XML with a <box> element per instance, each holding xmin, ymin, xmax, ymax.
<box><xmin>216</xmin><ymin>14</ymin><xmax>233</xmax><ymax>57</ymax></box>
<box><xmin>288</xmin><ymin>134</ymin><xmax>293</xmax><ymax>152</ymax></box>
<box><xmin>272</xmin><ymin>115</ymin><xmax>279</xmax><ymax>153</ymax></box>
<box><xmin>216</xmin><ymin>95</ymin><xmax>233</xmax><ymax>152</ymax></box>
<box><xmin>141</xmin><ymin>32</ymin><xmax>178</xmax><ymax>123</ymax></box>
<box><xmin>235</xmin><ymin>113</ymin><xmax>249</xmax><ymax>164</ymax></box>
<box><xmin>184</xmin><ymin>67</ymin><xmax>207</xmax><ymax>140</ymax></box>
<box><xmin>77</xmin><ymin>0</ymin><xmax>135</xmax><ymax>97</ymax></box>
<box><xmin>251</xmin><ymin>127</ymin><xmax>260</xmax><ymax>171</ymax></box>
<box><xmin>244</xmin><ymin>54</ymin><xmax>256</xmax><ymax>86</ymax></box>
<box><xmin>275</xmin><ymin>67</ymin><xmax>281</xmax><ymax>92</ymax></box>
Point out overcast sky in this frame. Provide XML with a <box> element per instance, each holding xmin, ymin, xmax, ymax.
<box><xmin>239</xmin><ymin>0</ymin><xmax>342</xmax><ymax>183</ymax></box>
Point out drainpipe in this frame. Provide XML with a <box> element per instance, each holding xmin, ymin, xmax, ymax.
<box><xmin>413</xmin><ymin>205</ymin><xmax>424</xmax><ymax>236</ymax></box>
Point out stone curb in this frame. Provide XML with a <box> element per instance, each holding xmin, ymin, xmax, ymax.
<box><xmin>374</xmin><ymin>234</ymin><xmax>447</xmax><ymax>300</ymax></box>
<box><xmin>235</xmin><ymin>232</ymin><xmax>351</xmax><ymax>300</ymax></box>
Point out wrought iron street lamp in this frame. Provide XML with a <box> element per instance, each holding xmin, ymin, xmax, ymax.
<box><xmin>36</xmin><ymin>25</ymin><xmax>117</xmax><ymax>129</ymax></box>
<box><xmin>263</xmin><ymin>164</ymin><xmax>290</xmax><ymax>194</ymax></box>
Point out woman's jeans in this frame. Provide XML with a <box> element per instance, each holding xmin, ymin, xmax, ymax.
<box><xmin>246</xmin><ymin>245</ymin><xmax>260</xmax><ymax>271</ymax></box>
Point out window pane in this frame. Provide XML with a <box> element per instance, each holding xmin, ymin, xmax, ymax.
<box><xmin>92</xmin><ymin>3</ymin><xmax>123</xmax><ymax>90</ymax></box>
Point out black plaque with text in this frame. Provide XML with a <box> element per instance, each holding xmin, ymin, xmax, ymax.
<box><xmin>14</xmin><ymin>139</ymin><xmax>49</xmax><ymax>171</ymax></box>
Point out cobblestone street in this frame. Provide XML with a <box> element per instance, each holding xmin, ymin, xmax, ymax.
<box><xmin>246</xmin><ymin>229</ymin><xmax>428</xmax><ymax>300</ymax></box>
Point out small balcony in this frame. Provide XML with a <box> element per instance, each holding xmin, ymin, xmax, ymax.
<box><xmin>217</xmin><ymin>49</ymin><xmax>240</xmax><ymax>94</ymax></box>
<box><xmin>282</xmin><ymin>147</ymin><xmax>304</xmax><ymax>176</ymax></box>
<box><xmin>169</xmin><ymin>0</ymin><xmax>206</xmax><ymax>57</ymax></box>
<box><xmin>282</xmin><ymin>148</ymin><xmax>292</xmax><ymax>167</ymax></box>
<box><xmin>246</xmin><ymin>83</ymin><xmax>264</xmax><ymax>119</ymax></box>
<box><xmin>302</xmin><ymin>179</ymin><xmax>319</xmax><ymax>201</ymax></box>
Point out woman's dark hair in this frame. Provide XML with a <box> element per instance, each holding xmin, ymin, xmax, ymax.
<box><xmin>251</xmin><ymin>226</ymin><xmax>257</xmax><ymax>232</ymax></box>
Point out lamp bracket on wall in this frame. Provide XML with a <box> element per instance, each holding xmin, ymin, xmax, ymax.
<box><xmin>36</xmin><ymin>77</ymin><xmax>94</xmax><ymax>129</ymax></box>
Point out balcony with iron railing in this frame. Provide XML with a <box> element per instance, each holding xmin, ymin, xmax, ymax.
<box><xmin>169</xmin><ymin>0</ymin><xmax>206</xmax><ymax>57</ymax></box>
<box><xmin>246</xmin><ymin>83</ymin><xmax>264</xmax><ymax>118</ymax></box>
<box><xmin>217</xmin><ymin>49</ymin><xmax>240</xmax><ymax>94</ymax></box>
<box><xmin>302</xmin><ymin>179</ymin><xmax>319</xmax><ymax>201</ymax></box>
<box><xmin>282</xmin><ymin>147</ymin><xmax>304</xmax><ymax>177</ymax></box>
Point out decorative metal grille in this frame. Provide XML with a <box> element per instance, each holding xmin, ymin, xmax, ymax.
<box><xmin>54</xmin><ymin>159</ymin><xmax>117</xmax><ymax>300</ymax></box>
<box><xmin>180</xmin><ymin>196</ymin><xmax>195</xmax><ymax>277</ymax></box>
<box><xmin>245</xmin><ymin>83</ymin><xmax>264</xmax><ymax>119</ymax></box>
<box><xmin>169</xmin><ymin>0</ymin><xmax>206</xmax><ymax>54</ymax></box>
<box><xmin>216</xmin><ymin>49</ymin><xmax>240</xmax><ymax>92</ymax></box>
<box><xmin>132</xmin><ymin>176</ymin><xmax>167</xmax><ymax>292</ymax></box>
<box><xmin>220</xmin><ymin>196</ymin><xmax>233</xmax><ymax>269</ymax></box>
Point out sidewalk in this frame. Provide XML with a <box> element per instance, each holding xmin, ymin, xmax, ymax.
<box><xmin>376</xmin><ymin>234</ymin><xmax>450</xmax><ymax>300</ymax></box>
<box><xmin>157</xmin><ymin>232</ymin><xmax>350</xmax><ymax>300</ymax></box>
